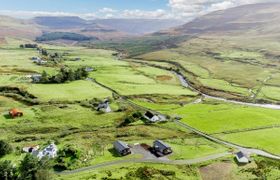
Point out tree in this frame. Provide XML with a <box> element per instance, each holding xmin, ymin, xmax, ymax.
<box><xmin>0</xmin><ymin>160</ymin><xmax>18</xmax><ymax>180</ymax></box>
<box><xmin>0</xmin><ymin>140</ymin><xmax>12</xmax><ymax>157</ymax></box>
<box><xmin>68</xmin><ymin>69</ymin><xmax>75</xmax><ymax>81</ymax></box>
<box><xmin>18</xmin><ymin>154</ymin><xmax>52</xmax><ymax>180</ymax></box>
<box><xmin>41</xmin><ymin>71</ymin><xmax>49</xmax><ymax>83</ymax></box>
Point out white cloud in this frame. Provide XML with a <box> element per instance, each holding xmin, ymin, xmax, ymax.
<box><xmin>0</xmin><ymin>0</ymin><xmax>278</xmax><ymax>20</ymax></box>
<box><xmin>167</xmin><ymin>0</ymin><xmax>277</xmax><ymax>19</ymax></box>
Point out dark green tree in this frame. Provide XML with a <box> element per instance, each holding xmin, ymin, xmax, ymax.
<box><xmin>0</xmin><ymin>160</ymin><xmax>18</xmax><ymax>180</ymax></box>
<box><xmin>0</xmin><ymin>140</ymin><xmax>12</xmax><ymax>157</ymax></box>
<box><xmin>41</xmin><ymin>71</ymin><xmax>49</xmax><ymax>83</ymax></box>
<box><xmin>18</xmin><ymin>154</ymin><xmax>52</xmax><ymax>180</ymax></box>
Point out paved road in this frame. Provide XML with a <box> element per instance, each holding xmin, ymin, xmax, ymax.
<box><xmin>56</xmin><ymin>152</ymin><xmax>230</xmax><ymax>175</ymax></box>
<box><xmin>174</xmin><ymin>120</ymin><xmax>280</xmax><ymax>160</ymax></box>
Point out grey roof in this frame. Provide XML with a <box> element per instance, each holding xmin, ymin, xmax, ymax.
<box><xmin>236</xmin><ymin>151</ymin><xmax>247</xmax><ymax>159</ymax></box>
<box><xmin>154</xmin><ymin>140</ymin><xmax>170</xmax><ymax>150</ymax></box>
<box><xmin>145</xmin><ymin>111</ymin><xmax>154</xmax><ymax>119</ymax></box>
<box><xmin>114</xmin><ymin>140</ymin><xmax>129</xmax><ymax>152</ymax></box>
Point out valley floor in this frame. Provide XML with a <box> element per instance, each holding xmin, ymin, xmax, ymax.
<box><xmin>0</xmin><ymin>38</ymin><xmax>279</xmax><ymax>179</ymax></box>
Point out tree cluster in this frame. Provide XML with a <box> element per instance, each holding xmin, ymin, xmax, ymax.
<box><xmin>118</xmin><ymin>111</ymin><xmax>143</xmax><ymax>127</ymax></box>
<box><xmin>20</xmin><ymin>44</ymin><xmax>38</xmax><ymax>49</ymax></box>
<box><xmin>39</xmin><ymin>67</ymin><xmax>89</xmax><ymax>84</ymax></box>
<box><xmin>54</xmin><ymin>145</ymin><xmax>81</xmax><ymax>170</ymax></box>
<box><xmin>0</xmin><ymin>154</ymin><xmax>52</xmax><ymax>180</ymax></box>
<box><xmin>36</xmin><ymin>32</ymin><xmax>94</xmax><ymax>42</ymax></box>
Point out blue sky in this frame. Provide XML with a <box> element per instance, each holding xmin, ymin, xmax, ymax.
<box><xmin>0</xmin><ymin>0</ymin><xmax>169</xmax><ymax>12</ymax></box>
<box><xmin>0</xmin><ymin>0</ymin><xmax>275</xmax><ymax>19</ymax></box>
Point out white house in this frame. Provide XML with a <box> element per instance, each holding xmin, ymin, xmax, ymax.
<box><xmin>97</xmin><ymin>99</ymin><xmax>111</xmax><ymax>113</ymax></box>
<box><xmin>34</xmin><ymin>143</ymin><xmax>58</xmax><ymax>159</ymax></box>
<box><xmin>235</xmin><ymin>151</ymin><xmax>250</xmax><ymax>164</ymax></box>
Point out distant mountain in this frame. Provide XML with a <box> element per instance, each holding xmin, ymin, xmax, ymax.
<box><xmin>163</xmin><ymin>3</ymin><xmax>280</xmax><ymax>36</ymax></box>
<box><xmin>92</xmin><ymin>19</ymin><xmax>184</xmax><ymax>35</ymax></box>
<box><xmin>34</xmin><ymin>16</ymin><xmax>88</xmax><ymax>29</ymax></box>
<box><xmin>0</xmin><ymin>16</ymin><xmax>41</xmax><ymax>39</ymax></box>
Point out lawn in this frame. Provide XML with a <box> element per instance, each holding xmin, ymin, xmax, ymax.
<box><xmin>174</xmin><ymin>100</ymin><xmax>280</xmax><ymax>134</ymax></box>
<box><xmin>216</xmin><ymin>128</ymin><xmax>280</xmax><ymax>155</ymax></box>
<box><xmin>27</xmin><ymin>80</ymin><xmax>112</xmax><ymax>102</ymax></box>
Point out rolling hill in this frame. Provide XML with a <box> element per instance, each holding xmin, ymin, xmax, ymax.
<box><xmin>0</xmin><ymin>15</ymin><xmax>41</xmax><ymax>39</ymax></box>
<box><xmin>166</xmin><ymin>2</ymin><xmax>280</xmax><ymax>36</ymax></box>
<box><xmin>136</xmin><ymin>3</ymin><xmax>280</xmax><ymax>103</ymax></box>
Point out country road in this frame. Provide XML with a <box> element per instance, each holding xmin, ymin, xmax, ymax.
<box><xmin>56</xmin><ymin>152</ymin><xmax>230</xmax><ymax>175</ymax></box>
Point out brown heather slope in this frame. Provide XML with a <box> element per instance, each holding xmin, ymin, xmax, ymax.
<box><xmin>0</xmin><ymin>16</ymin><xmax>42</xmax><ymax>39</ymax></box>
<box><xmin>164</xmin><ymin>2</ymin><xmax>280</xmax><ymax>37</ymax></box>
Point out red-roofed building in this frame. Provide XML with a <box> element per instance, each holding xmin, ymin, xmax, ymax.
<box><xmin>9</xmin><ymin>108</ymin><xmax>23</xmax><ymax>118</ymax></box>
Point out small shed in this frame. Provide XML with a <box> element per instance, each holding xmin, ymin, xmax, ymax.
<box><xmin>113</xmin><ymin>140</ymin><xmax>131</xmax><ymax>156</ymax></box>
<box><xmin>153</xmin><ymin>140</ymin><xmax>172</xmax><ymax>156</ymax></box>
<box><xmin>9</xmin><ymin>109</ymin><xmax>23</xmax><ymax>118</ymax></box>
<box><xmin>23</xmin><ymin>145</ymin><xmax>40</xmax><ymax>153</ymax></box>
<box><xmin>235</xmin><ymin>151</ymin><xmax>250</xmax><ymax>164</ymax></box>
<box><xmin>144</xmin><ymin>111</ymin><xmax>160</xmax><ymax>122</ymax></box>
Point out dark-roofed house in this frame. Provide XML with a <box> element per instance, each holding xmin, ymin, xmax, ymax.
<box><xmin>235</xmin><ymin>151</ymin><xmax>250</xmax><ymax>164</ymax></box>
<box><xmin>144</xmin><ymin>111</ymin><xmax>160</xmax><ymax>122</ymax></box>
<box><xmin>153</xmin><ymin>140</ymin><xmax>172</xmax><ymax>156</ymax></box>
<box><xmin>113</xmin><ymin>140</ymin><xmax>131</xmax><ymax>156</ymax></box>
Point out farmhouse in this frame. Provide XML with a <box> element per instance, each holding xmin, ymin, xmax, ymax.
<box><xmin>85</xmin><ymin>67</ymin><xmax>94</xmax><ymax>72</ymax></box>
<box><xmin>31</xmin><ymin>57</ymin><xmax>47</xmax><ymax>65</ymax></box>
<box><xmin>9</xmin><ymin>108</ymin><xmax>23</xmax><ymax>118</ymax></box>
<box><xmin>235</xmin><ymin>151</ymin><xmax>250</xmax><ymax>164</ymax></box>
<box><xmin>153</xmin><ymin>140</ymin><xmax>172</xmax><ymax>156</ymax></box>
<box><xmin>144</xmin><ymin>111</ymin><xmax>166</xmax><ymax>122</ymax></box>
<box><xmin>23</xmin><ymin>145</ymin><xmax>40</xmax><ymax>153</ymax></box>
<box><xmin>33</xmin><ymin>143</ymin><xmax>58</xmax><ymax>159</ymax></box>
<box><xmin>97</xmin><ymin>99</ymin><xmax>111</xmax><ymax>113</ymax></box>
<box><xmin>31</xmin><ymin>74</ymin><xmax>42</xmax><ymax>83</ymax></box>
<box><xmin>113</xmin><ymin>140</ymin><xmax>131</xmax><ymax>156</ymax></box>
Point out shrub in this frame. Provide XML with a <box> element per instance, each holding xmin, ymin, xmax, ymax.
<box><xmin>0</xmin><ymin>140</ymin><xmax>12</xmax><ymax>157</ymax></box>
<box><xmin>0</xmin><ymin>160</ymin><xmax>18</xmax><ymax>180</ymax></box>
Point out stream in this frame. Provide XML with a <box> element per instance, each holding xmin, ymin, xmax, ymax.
<box><xmin>175</xmin><ymin>72</ymin><xmax>280</xmax><ymax>110</ymax></box>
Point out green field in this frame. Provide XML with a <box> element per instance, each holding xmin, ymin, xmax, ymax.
<box><xmin>216</xmin><ymin>128</ymin><xmax>280</xmax><ymax>155</ymax></box>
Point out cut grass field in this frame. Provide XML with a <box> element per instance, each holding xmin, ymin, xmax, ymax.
<box><xmin>216</xmin><ymin>128</ymin><xmax>280</xmax><ymax>155</ymax></box>
<box><xmin>27</xmin><ymin>80</ymin><xmax>112</xmax><ymax>102</ymax></box>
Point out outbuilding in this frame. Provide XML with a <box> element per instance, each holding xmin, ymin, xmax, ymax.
<box><xmin>235</xmin><ymin>151</ymin><xmax>250</xmax><ymax>164</ymax></box>
<box><xmin>9</xmin><ymin>108</ymin><xmax>23</xmax><ymax>118</ymax></box>
<box><xmin>113</xmin><ymin>140</ymin><xmax>131</xmax><ymax>156</ymax></box>
<box><xmin>153</xmin><ymin>140</ymin><xmax>172</xmax><ymax>156</ymax></box>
